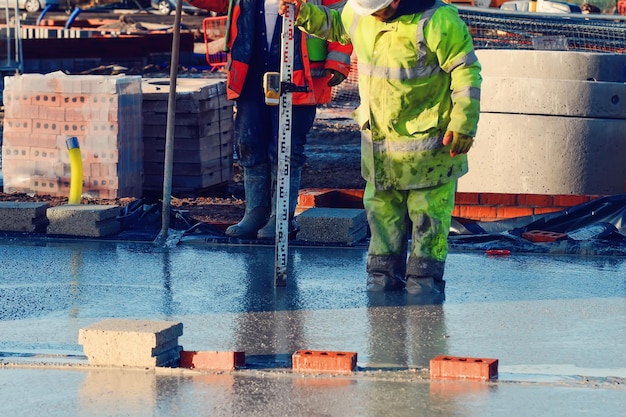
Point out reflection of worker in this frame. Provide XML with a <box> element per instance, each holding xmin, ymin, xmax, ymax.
<box><xmin>187</xmin><ymin>0</ymin><xmax>352</xmax><ymax>239</ymax></box>
<box><xmin>280</xmin><ymin>0</ymin><xmax>482</xmax><ymax>295</ymax></box>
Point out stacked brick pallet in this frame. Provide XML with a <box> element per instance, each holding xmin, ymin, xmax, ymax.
<box><xmin>141</xmin><ymin>78</ymin><xmax>233</xmax><ymax>196</ymax></box>
<box><xmin>2</xmin><ymin>72</ymin><xmax>143</xmax><ymax>198</ymax></box>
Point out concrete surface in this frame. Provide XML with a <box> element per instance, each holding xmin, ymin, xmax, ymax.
<box><xmin>0</xmin><ymin>237</ymin><xmax>625</xmax><ymax>416</ymax></box>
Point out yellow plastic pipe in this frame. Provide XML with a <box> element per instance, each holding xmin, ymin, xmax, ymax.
<box><xmin>66</xmin><ymin>136</ymin><xmax>83</xmax><ymax>205</ymax></box>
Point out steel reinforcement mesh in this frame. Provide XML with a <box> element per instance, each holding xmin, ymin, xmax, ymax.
<box><xmin>329</xmin><ymin>6</ymin><xmax>626</xmax><ymax>106</ymax></box>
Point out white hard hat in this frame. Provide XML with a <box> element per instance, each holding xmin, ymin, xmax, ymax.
<box><xmin>348</xmin><ymin>0</ymin><xmax>394</xmax><ymax>15</ymax></box>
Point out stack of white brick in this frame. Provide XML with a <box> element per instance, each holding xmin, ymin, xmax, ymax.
<box><xmin>2</xmin><ymin>72</ymin><xmax>143</xmax><ymax>199</ymax></box>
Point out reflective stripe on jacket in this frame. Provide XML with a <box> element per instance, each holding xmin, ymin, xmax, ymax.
<box><xmin>297</xmin><ymin>1</ymin><xmax>482</xmax><ymax>189</ymax></box>
<box><xmin>185</xmin><ymin>0</ymin><xmax>352</xmax><ymax>105</ymax></box>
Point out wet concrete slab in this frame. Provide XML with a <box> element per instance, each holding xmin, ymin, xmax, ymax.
<box><xmin>0</xmin><ymin>237</ymin><xmax>625</xmax><ymax>416</ymax></box>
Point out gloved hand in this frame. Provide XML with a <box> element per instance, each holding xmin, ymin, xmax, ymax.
<box><xmin>326</xmin><ymin>69</ymin><xmax>346</xmax><ymax>87</ymax></box>
<box><xmin>279</xmin><ymin>0</ymin><xmax>302</xmax><ymax>17</ymax></box>
<box><xmin>442</xmin><ymin>131</ymin><xmax>474</xmax><ymax>157</ymax></box>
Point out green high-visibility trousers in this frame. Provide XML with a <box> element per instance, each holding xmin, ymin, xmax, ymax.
<box><xmin>364</xmin><ymin>180</ymin><xmax>456</xmax><ymax>280</ymax></box>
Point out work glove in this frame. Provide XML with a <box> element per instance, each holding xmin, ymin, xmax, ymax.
<box><xmin>442</xmin><ymin>131</ymin><xmax>474</xmax><ymax>157</ymax></box>
<box><xmin>326</xmin><ymin>69</ymin><xmax>347</xmax><ymax>87</ymax></box>
<box><xmin>279</xmin><ymin>0</ymin><xmax>302</xmax><ymax>17</ymax></box>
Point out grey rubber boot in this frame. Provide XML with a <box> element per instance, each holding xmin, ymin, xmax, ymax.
<box><xmin>225</xmin><ymin>163</ymin><xmax>271</xmax><ymax>238</ymax></box>
<box><xmin>256</xmin><ymin>166</ymin><xmax>301</xmax><ymax>240</ymax></box>
<box><xmin>366</xmin><ymin>254</ymin><xmax>407</xmax><ymax>292</ymax></box>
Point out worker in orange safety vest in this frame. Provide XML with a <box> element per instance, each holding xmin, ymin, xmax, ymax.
<box><xmin>187</xmin><ymin>0</ymin><xmax>353</xmax><ymax>239</ymax></box>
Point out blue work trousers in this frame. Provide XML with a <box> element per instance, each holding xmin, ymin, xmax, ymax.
<box><xmin>234</xmin><ymin>93</ymin><xmax>316</xmax><ymax>169</ymax></box>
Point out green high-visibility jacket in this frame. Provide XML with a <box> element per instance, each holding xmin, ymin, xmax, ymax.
<box><xmin>297</xmin><ymin>0</ymin><xmax>482</xmax><ymax>190</ymax></box>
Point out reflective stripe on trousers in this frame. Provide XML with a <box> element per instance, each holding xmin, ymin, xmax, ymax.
<box><xmin>363</xmin><ymin>180</ymin><xmax>456</xmax><ymax>279</ymax></box>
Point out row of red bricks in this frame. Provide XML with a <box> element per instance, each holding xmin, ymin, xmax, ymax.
<box><xmin>298</xmin><ymin>188</ymin><xmax>604</xmax><ymax>222</ymax></box>
<box><xmin>5</xmin><ymin>118</ymin><xmax>128</xmax><ymax>134</ymax></box>
<box><xmin>179</xmin><ymin>350</ymin><xmax>498</xmax><ymax>381</ymax></box>
<box><xmin>2</xmin><ymin>177</ymin><xmax>120</xmax><ymax>198</ymax></box>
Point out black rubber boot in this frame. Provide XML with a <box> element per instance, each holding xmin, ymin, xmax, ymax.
<box><xmin>257</xmin><ymin>166</ymin><xmax>301</xmax><ymax>240</ymax></box>
<box><xmin>366</xmin><ymin>254</ymin><xmax>406</xmax><ymax>292</ymax></box>
<box><xmin>225</xmin><ymin>164</ymin><xmax>271</xmax><ymax>238</ymax></box>
<box><xmin>405</xmin><ymin>276</ymin><xmax>446</xmax><ymax>295</ymax></box>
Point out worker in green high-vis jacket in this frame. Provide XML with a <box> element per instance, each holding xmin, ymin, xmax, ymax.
<box><xmin>280</xmin><ymin>0</ymin><xmax>482</xmax><ymax>297</ymax></box>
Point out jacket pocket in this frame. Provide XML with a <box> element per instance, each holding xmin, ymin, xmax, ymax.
<box><xmin>402</xmin><ymin>104</ymin><xmax>440</xmax><ymax>136</ymax></box>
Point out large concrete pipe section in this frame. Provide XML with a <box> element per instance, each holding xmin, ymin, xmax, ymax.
<box><xmin>458</xmin><ymin>50</ymin><xmax>626</xmax><ymax>195</ymax></box>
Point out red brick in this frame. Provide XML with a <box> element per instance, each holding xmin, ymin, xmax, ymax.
<box><xmin>534</xmin><ymin>207</ymin><xmax>563</xmax><ymax>215</ymax></box>
<box><xmin>3</xmin><ymin>118</ymin><xmax>33</xmax><ymax>134</ymax></box>
<box><xmin>30</xmin><ymin>177</ymin><xmax>60</xmax><ymax>194</ymax></box>
<box><xmin>1</xmin><ymin>131</ymin><xmax>31</xmax><ymax>146</ymax></box>
<box><xmin>430</xmin><ymin>355</ymin><xmax>498</xmax><ymax>380</ymax></box>
<box><xmin>179</xmin><ymin>350</ymin><xmax>245</xmax><ymax>371</ymax></box>
<box><xmin>38</xmin><ymin>105</ymin><xmax>65</xmax><ymax>122</ymax></box>
<box><xmin>297</xmin><ymin>188</ymin><xmax>335</xmax><ymax>208</ymax></box>
<box><xmin>84</xmin><ymin>149</ymin><xmax>119</xmax><ymax>164</ymax></box>
<box><xmin>61</xmin><ymin>122</ymin><xmax>89</xmax><ymax>137</ymax></box>
<box><xmin>30</xmin><ymin>133</ymin><xmax>58</xmax><ymax>148</ymax></box>
<box><xmin>479</xmin><ymin>193</ymin><xmax>517</xmax><ymax>206</ymax></box>
<box><xmin>451</xmin><ymin>206</ymin><xmax>461</xmax><ymax>217</ymax></box>
<box><xmin>3</xmin><ymin>90</ymin><xmax>32</xmax><ymax>106</ymax></box>
<box><xmin>497</xmin><ymin>206</ymin><xmax>534</xmax><ymax>219</ymax></box>
<box><xmin>3</xmin><ymin>145</ymin><xmax>30</xmax><ymax>160</ymax></box>
<box><xmin>30</xmin><ymin>147</ymin><xmax>60</xmax><ymax>162</ymax></box>
<box><xmin>61</xmin><ymin>94</ymin><xmax>90</xmax><ymax>107</ymax></box>
<box><xmin>516</xmin><ymin>193</ymin><xmax>553</xmax><ymax>207</ymax></box>
<box><xmin>454</xmin><ymin>192</ymin><xmax>480</xmax><ymax>205</ymax></box>
<box><xmin>32</xmin><ymin>120</ymin><xmax>61</xmax><ymax>135</ymax></box>
<box><xmin>292</xmin><ymin>350</ymin><xmax>357</xmax><ymax>374</ymax></box>
<box><xmin>522</xmin><ymin>230</ymin><xmax>568</xmax><ymax>243</ymax></box>
<box><xmin>65</xmin><ymin>107</ymin><xmax>91</xmax><ymax>122</ymax></box>
<box><xmin>33</xmin><ymin>93</ymin><xmax>61</xmax><ymax>107</ymax></box>
<box><xmin>553</xmin><ymin>195</ymin><xmax>591</xmax><ymax>207</ymax></box>
<box><xmin>88</xmin><ymin>177</ymin><xmax>119</xmax><ymax>190</ymax></box>
<box><xmin>459</xmin><ymin>205</ymin><xmax>497</xmax><ymax>220</ymax></box>
<box><xmin>5</xmin><ymin>103</ymin><xmax>39</xmax><ymax>119</ymax></box>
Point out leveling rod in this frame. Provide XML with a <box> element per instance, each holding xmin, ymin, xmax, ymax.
<box><xmin>263</xmin><ymin>4</ymin><xmax>300</xmax><ymax>287</ymax></box>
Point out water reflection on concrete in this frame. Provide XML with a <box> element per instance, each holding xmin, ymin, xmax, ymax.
<box><xmin>0</xmin><ymin>238</ymin><xmax>625</xmax><ymax>416</ymax></box>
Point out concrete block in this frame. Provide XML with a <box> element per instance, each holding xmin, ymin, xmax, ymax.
<box><xmin>458</xmin><ymin>113</ymin><xmax>626</xmax><ymax>195</ymax></box>
<box><xmin>296</xmin><ymin>208</ymin><xmax>367</xmax><ymax>245</ymax></box>
<box><xmin>0</xmin><ymin>202</ymin><xmax>50</xmax><ymax>232</ymax></box>
<box><xmin>481</xmin><ymin>77</ymin><xmax>626</xmax><ymax>118</ymax></box>
<box><xmin>46</xmin><ymin>204</ymin><xmax>121</xmax><ymax>237</ymax></box>
<box><xmin>430</xmin><ymin>355</ymin><xmax>498</xmax><ymax>380</ymax></box>
<box><xmin>78</xmin><ymin>319</ymin><xmax>183</xmax><ymax>368</ymax></box>
<box><xmin>179</xmin><ymin>351</ymin><xmax>246</xmax><ymax>371</ymax></box>
<box><xmin>292</xmin><ymin>350</ymin><xmax>357</xmax><ymax>374</ymax></box>
<box><xmin>142</xmin><ymin>78</ymin><xmax>225</xmax><ymax>102</ymax></box>
<box><xmin>476</xmin><ymin>49</ymin><xmax>626</xmax><ymax>82</ymax></box>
